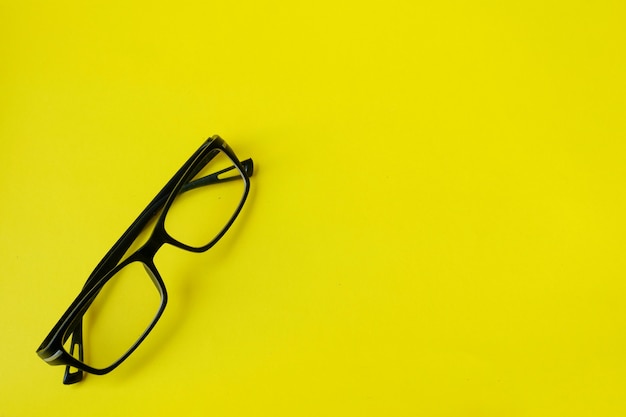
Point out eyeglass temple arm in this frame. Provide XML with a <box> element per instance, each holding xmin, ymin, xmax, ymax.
<box><xmin>62</xmin><ymin>157</ymin><xmax>253</xmax><ymax>384</ymax></box>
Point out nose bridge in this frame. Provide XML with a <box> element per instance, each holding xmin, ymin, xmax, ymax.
<box><xmin>136</xmin><ymin>234</ymin><xmax>165</xmax><ymax>260</ymax></box>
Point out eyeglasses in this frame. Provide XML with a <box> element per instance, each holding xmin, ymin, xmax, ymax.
<box><xmin>36</xmin><ymin>135</ymin><xmax>253</xmax><ymax>384</ymax></box>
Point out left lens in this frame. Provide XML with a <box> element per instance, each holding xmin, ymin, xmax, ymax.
<box><xmin>81</xmin><ymin>261</ymin><xmax>163</xmax><ymax>369</ymax></box>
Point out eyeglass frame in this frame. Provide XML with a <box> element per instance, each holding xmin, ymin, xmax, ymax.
<box><xmin>36</xmin><ymin>135</ymin><xmax>253</xmax><ymax>384</ymax></box>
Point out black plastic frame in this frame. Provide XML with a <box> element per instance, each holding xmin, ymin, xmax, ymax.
<box><xmin>36</xmin><ymin>135</ymin><xmax>253</xmax><ymax>384</ymax></box>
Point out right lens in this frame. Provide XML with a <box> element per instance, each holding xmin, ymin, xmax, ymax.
<box><xmin>80</xmin><ymin>261</ymin><xmax>163</xmax><ymax>369</ymax></box>
<box><xmin>164</xmin><ymin>149</ymin><xmax>246</xmax><ymax>248</ymax></box>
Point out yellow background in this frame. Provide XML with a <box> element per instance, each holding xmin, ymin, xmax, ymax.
<box><xmin>1</xmin><ymin>1</ymin><xmax>625</xmax><ymax>415</ymax></box>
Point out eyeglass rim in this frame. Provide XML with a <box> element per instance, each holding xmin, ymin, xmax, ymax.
<box><xmin>157</xmin><ymin>139</ymin><xmax>251</xmax><ymax>253</ymax></box>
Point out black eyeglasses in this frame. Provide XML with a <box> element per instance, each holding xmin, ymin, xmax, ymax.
<box><xmin>36</xmin><ymin>135</ymin><xmax>253</xmax><ymax>384</ymax></box>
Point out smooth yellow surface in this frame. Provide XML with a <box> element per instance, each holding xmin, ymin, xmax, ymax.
<box><xmin>1</xmin><ymin>1</ymin><xmax>625</xmax><ymax>415</ymax></box>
